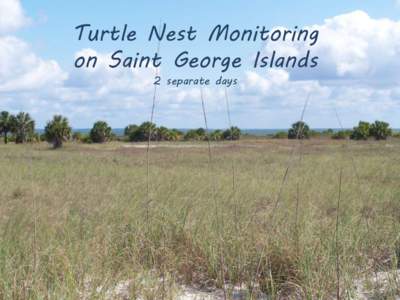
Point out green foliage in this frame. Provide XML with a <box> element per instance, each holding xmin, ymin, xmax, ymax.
<box><xmin>39</xmin><ymin>133</ymin><xmax>46</xmax><ymax>142</ymax></box>
<box><xmin>124</xmin><ymin>124</ymin><xmax>138</xmax><ymax>137</ymax></box>
<box><xmin>126</xmin><ymin>123</ymin><xmax>183</xmax><ymax>142</ymax></box>
<box><xmin>322</xmin><ymin>129</ymin><xmax>334</xmax><ymax>136</ymax></box>
<box><xmin>90</xmin><ymin>121</ymin><xmax>112</xmax><ymax>143</ymax></box>
<box><xmin>72</xmin><ymin>132</ymin><xmax>83</xmax><ymax>142</ymax></box>
<box><xmin>350</xmin><ymin>121</ymin><xmax>370</xmax><ymax>140</ymax></box>
<box><xmin>0</xmin><ymin>111</ymin><xmax>13</xmax><ymax>144</ymax></box>
<box><xmin>223</xmin><ymin>126</ymin><xmax>241</xmax><ymax>140</ymax></box>
<box><xmin>332</xmin><ymin>130</ymin><xmax>351</xmax><ymax>140</ymax></box>
<box><xmin>184</xmin><ymin>128</ymin><xmax>207</xmax><ymax>141</ymax></box>
<box><xmin>288</xmin><ymin>121</ymin><xmax>310</xmax><ymax>139</ymax></box>
<box><xmin>210</xmin><ymin>130</ymin><xmax>223</xmax><ymax>141</ymax></box>
<box><xmin>309</xmin><ymin>130</ymin><xmax>321</xmax><ymax>138</ymax></box>
<box><xmin>157</xmin><ymin>126</ymin><xmax>171</xmax><ymax>141</ymax></box>
<box><xmin>169</xmin><ymin>129</ymin><xmax>183</xmax><ymax>141</ymax></box>
<box><xmin>128</xmin><ymin>122</ymin><xmax>157</xmax><ymax>142</ymax></box>
<box><xmin>10</xmin><ymin>112</ymin><xmax>35</xmax><ymax>144</ymax></box>
<box><xmin>369</xmin><ymin>120</ymin><xmax>392</xmax><ymax>140</ymax></box>
<box><xmin>72</xmin><ymin>132</ymin><xmax>91</xmax><ymax>143</ymax></box>
<box><xmin>158</xmin><ymin>127</ymin><xmax>182</xmax><ymax>141</ymax></box>
<box><xmin>44</xmin><ymin>115</ymin><xmax>72</xmax><ymax>149</ymax></box>
<box><xmin>272</xmin><ymin>131</ymin><xmax>288</xmax><ymax>139</ymax></box>
<box><xmin>31</xmin><ymin>132</ymin><xmax>41</xmax><ymax>143</ymax></box>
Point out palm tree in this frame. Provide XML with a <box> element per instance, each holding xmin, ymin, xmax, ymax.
<box><xmin>288</xmin><ymin>121</ymin><xmax>310</xmax><ymax>139</ymax></box>
<box><xmin>44</xmin><ymin>115</ymin><xmax>72</xmax><ymax>149</ymax></box>
<box><xmin>210</xmin><ymin>130</ymin><xmax>223</xmax><ymax>141</ymax></box>
<box><xmin>157</xmin><ymin>126</ymin><xmax>170</xmax><ymax>141</ymax></box>
<box><xmin>124</xmin><ymin>124</ymin><xmax>138</xmax><ymax>137</ymax></box>
<box><xmin>350</xmin><ymin>121</ymin><xmax>370</xmax><ymax>141</ymax></box>
<box><xmin>223</xmin><ymin>126</ymin><xmax>241</xmax><ymax>140</ymax></box>
<box><xmin>0</xmin><ymin>111</ymin><xmax>13</xmax><ymax>144</ymax></box>
<box><xmin>369</xmin><ymin>120</ymin><xmax>392</xmax><ymax>140</ymax></box>
<box><xmin>90</xmin><ymin>121</ymin><xmax>112</xmax><ymax>143</ymax></box>
<box><xmin>10</xmin><ymin>112</ymin><xmax>35</xmax><ymax>144</ymax></box>
<box><xmin>168</xmin><ymin>129</ymin><xmax>182</xmax><ymax>141</ymax></box>
<box><xmin>129</xmin><ymin>122</ymin><xmax>157</xmax><ymax>142</ymax></box>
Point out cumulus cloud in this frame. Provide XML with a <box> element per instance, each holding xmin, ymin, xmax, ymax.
<box><xmin>0</xmin><ymin>0</ymin><xmax>66</xmax><ymax>93</ymax></box>
<box><xmin>240</xmin><ymin>69</ymin><xmax>289</xmax><ymax>95</ymax></box>
<box><xmin>0</xmin><ymin>36</ymin><xmax>67</xmax><ymax>92</ymax></box>
<box><xmin>265</xmin><ymin>10</ymin><xmax>400</xmax><ymax>81</ymax></box>
<box><xmin>239</xmin><ymin>70</ymin><xmax>331</xmax><ymax>110</ymax></box>
<box><xmin>231</xmin><ymin>10</ymin><xmax>400</xmax><ymax>127</ymax></box>
<box><xmin>67</xmin><ymin>49</ymin><xmax>155</xmax><ymax>96</ymax></box>
<box><xmin>0</xmin><ymin>0</ymin><xmax>29</xmax><ymax>34</ymax></box>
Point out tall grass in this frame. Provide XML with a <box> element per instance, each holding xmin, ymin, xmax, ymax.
<box><xmin>0</xmin><ymin>139</ymin><xmax>399</xmax><ymax>298</ymax></box>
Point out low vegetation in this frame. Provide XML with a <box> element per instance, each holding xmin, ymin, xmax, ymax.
<box><xmin>0</xmin><ymin>110</ymin><xmax>399</xmax><ymax>298</ymax></box>
<box><xmin>0</xmin><ymin>139</ymin><xmax>399</xmax><ymax>298</ymax></box>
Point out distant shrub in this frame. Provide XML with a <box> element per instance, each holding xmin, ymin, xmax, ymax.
<box><xmin>129</xmin><ymin>122</ymin><xmax>157</xmax><ymax>142</ymax></box>
<box><xmin>124</xmin><ymin>124</ymin><xmax>138</xmax><ymax>137</ymax></box>
<box><xmin>184</xmin><ymin>128</ymin><xmax>206</xmax><ymax>141</ymax></box>
<box><xmin>288</xmin><ymin>121</ymin><xmax>310</xmax><ymax>139</ymax></box>
<box><xmin>157</xmin><ymin>126</ymin><xmax>173</xmax><ymax>141</ymax></box>
<box><xmin>369</xmin><ymin>120</ymin><xmax>392</xmax><ymax>140</ymax></box>
<box><xmin>169</xmin><ymin>129</ymin><xmax>183</xmax><ymax>141</ymax></box>
<box><xmin>210</xmin><ymin>130</ymin><xmax>223</xmax><ymax>141</ymax></box>
<box><xmin>0</xmin><ymin>111</ymin><xmax>13</xmax><ymax>144</ymax></box>
<box><xmin>10</xmin><ymin>112</ymin><xmax>35</xmax><ymax>144</ymax></box>
<box><xmin>39</xmin><ymin>133</ymin><xmax>46</xmax><ymax>142</ymax></box>
<box><xmin>7</xmin><ymin>135</ymin><xmax>16</xmax><ymax>143</ymax></box>
<box><xmin>332</xmin><ymin>130</ymin><xmax>351</xmax><ymax>140</ymax></box>
<box><xmin>90</xmin><ymin>121</ymin><xmax>112</xmax><ymax>143</ymax></box>
<box><xmin>72</xmin><ymin>132</ymin><xmax>92</xmax><ymax>143</ymax></box>
<box><xmin>223</xmin><ymin>126</ymin><xmax>241</xmax><ymax>140</ymax></box>
<box><xmin>273</xmin><ymin>131</ymin><xmax>287</xmax><ymax>139</ymax></box>
<box><xmin>309</xmin><ymin>130</ymin><xmax>321</xmax><ymax>138</ymax></box>
<box><xmin>30</xmin><ymin>133</ymin><xmax>41</xmax><ymax>143</ymax></box>
<box><xmin>82</xmin><ymin>135</ymin><xmax>92</xmax><ymax>143</ymax></box>
<box><xmin>351</xmin><ymin>121</ymin><xmax>370</xmax><ymax>140</ymax></box>
<box><xmin>322</xmin><ymin>129</ymin><xmax>334</xmax><ymax>136</ymax></box>
<box><xmin>44</xmin><ymin>115</ymin><xmax>72</xmax><ymax>149</ymax></box>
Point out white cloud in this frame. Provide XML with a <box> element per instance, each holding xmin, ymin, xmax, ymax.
<box><xmin>0</xmin><ymin>36</ymin><xmax>67</xmax><ymax>92</ymax></box>
<box><xmin>0</xmin><ymin>0</ymin><xmax>29</xmax><ymax>34</ymax></box>
<box><xmin>239</xmin><ymin>70</ymin><xmax>331</xmax><ymax>109</ymax></box>
<box><xmin>67</xmin><ymin>49</ymin><xmax>155</xmax><ymax>96</ymax></box>
<box><xmin>228</xmin><ymin>10</ymin><xmax>400</xmax><ymax>128</ymax></box>
<box><xmin>265</xmin><ymin>10</ymin><xmax>400</xmax><ymax>81</ymax></box>
<box><xmin>240</xmin><ymin>69</ymin><xmax>289</xmax><ymax>95</ymax></box>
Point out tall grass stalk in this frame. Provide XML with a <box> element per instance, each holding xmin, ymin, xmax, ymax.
<box><xmin>335</xmin><ymin>168</ymin><xmax>343</xmax><ymax>299</ymax></box>
<box><xmin>200</xmin><ymin>88</ymin><xmax>227</xmax><ymax>299</ymax></box>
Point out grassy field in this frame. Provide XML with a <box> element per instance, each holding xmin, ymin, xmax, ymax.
<box><xmin>0</xmin><ymin>139</ymin><xmax>399</xmax><ymax>299</ymax></box>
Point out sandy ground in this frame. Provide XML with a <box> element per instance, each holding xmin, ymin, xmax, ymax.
<box><xmin>81</xmin><ymin>269</ymin><xmax>399</xmax><ymax>299</ymax></box>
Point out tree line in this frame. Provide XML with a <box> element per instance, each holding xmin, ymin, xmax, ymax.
<box><xmin>274</xmin><ymin>120</ymin><xmax>395</xmax><ymax>140</ymax></box>
<box><xmin>0</xmin><ymin>111</ymin><xmax>241</xmax><ymax>149</ymax></box>
<box><xmin>1</xmin><ymin>111</ymin><xmax>397</xmax><ymax>149</ymax></box>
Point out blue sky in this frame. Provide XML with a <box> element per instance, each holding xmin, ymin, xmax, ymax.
<box><xmin>1</xmin><ymin>0</ymin><xmax>400</xmax><ymax>129</ymax></box>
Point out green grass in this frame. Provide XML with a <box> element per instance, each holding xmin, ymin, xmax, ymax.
<box><xmin>0</xmin><ymin>139</ymin><xmax>399</xmax><ymax>299</ymax></box>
